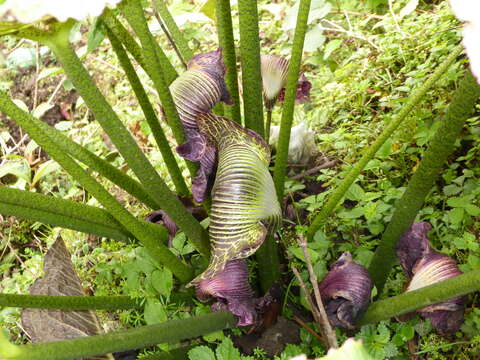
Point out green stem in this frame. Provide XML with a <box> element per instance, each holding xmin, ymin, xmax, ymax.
<box><xmin>369</xmin><ymin>70</ymin><xmax>480</xmax><ymax>293</ymax></box>
<box><xmin>261</xmin><ymin>0</ymin><xmax>311</xmax><ymax>291</ymax></box>
<box><xmin>0</xmin><ymin>294</ymin><xmax>140</xmax><ymax>310</ymax></box>
<box><xmin>34</xmin><ymin>23</ymin><xmax>209</xmax><ymax>258</ymax></box>
<box><xmin>237</xmin><ymin>0</ymin><xmax>264</xmax><ymax>136</ymax></box>
<box><xmin>102</xmin><ymin>10</ymin><xmax>151</xmax><ymax>77</ymax></box>
<box><xmin>215</xmin><ymin>0</ymin><xmax>241</xmax><ymax>124</ymax></box>
<box><xmin>25</xmin><ymin>105</ymin><xmax>158</xmax><ymax>209</ymax></box>
<box><xmin>152</xmin><ymin>10</ymin><xmax>187</xmax><ymax>69</ymax></box>
<box><xmin>265</xmin><ymin>109</ymin><xmax>272</xmax><ymax>144</ymax></box>
<box><xmin>121</xmin><ymin>0</ymin><xmax>198</xmax><ymax>179</ymax></box>
<box><xmin>359</xmin><ymin>270</ymin><xmax>480</xmax><ymax>325</ymax></box>
<box><xmin>0</xmin><ymin>90</ymin><xmax>193</xmax><ymax>282</ymax></box>
<box><xmin>255</xmin><ymin>234</ymin><xmax>280</xmax><ymax>293</ymax></box>
<box><xmin>0</xmin><ymin>311</ymin><xmax>236</xmax><ymax>360</ymax></box>
<box><xmin>0</xmin><ymin>186</ymin><xmax>167</xmax><ymax>244</ymax></box>
<box><xmin>152</xmin><ymin>0</ymin><xmax>194</xmax><ymax>62</ymax></box>
<box><xmin>0</xmin><ymin>186</ymin><xmax>131</xmax><ymax>242</ymax></box>
<box><xmin>272</xmin><ymin>0</ymin><xmax>311</xmax><ymax>202</ymax></box>
<box><xmin>106</xmin><ymin>27</ymin><xmax>189</xmax><ymax>196</ymax></box>
<box><xmin>306</xmin><ymin>43</ymin><xmax>464</xmax><ymax>241</ymax></box>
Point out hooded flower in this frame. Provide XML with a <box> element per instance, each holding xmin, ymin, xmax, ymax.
<box><xmin>196</xmin><ymin>259</ymin><xmax>256</xmax><ymax>326</ymax></box>
<box><xmin>170</xmin><ymin>48</ymin><xmax>231</xmax><ymax>203</ymax></box>
<box><xmin>319</xmin><ymin>252</ymin><xmax>373</xmax><ymax>329</ymax></box>
<box><xmin>396</xmin><ymin>222</ymin><xmax>466</xmax><ymax>335</ymax></box>
<box><xmin>260</xmin><ymin>54</ymin><xmax>311</xmax><ymax>110</ymax></box>
<box><xmin>146</xmin><ymin>196</ymin><xmax>207</xmax><ymax>246</ymax></box>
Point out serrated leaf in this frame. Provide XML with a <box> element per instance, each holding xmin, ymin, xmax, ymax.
<box><xmin>144</xmin><ymin>299</ymin><xmax>167</xmax><ymax>325</ymax></box>
<box><xmin>188</xmin><ymin>346</ymin><xmax>216</xmax><ymax>360</ymax></box>
<box><xmin>216</xmin><ymin>337</ymin><xmax>240</xmax><ymax>360</ymax></box>
<box><xmin>448</xmin><ymin>207</ymin><xmax>465</xmax><ymax>224</ymax></box>
<box><xmin>151</xmin><ymin>269</ymin><xmax>173</xmax><ymax>299</ymax></box>
<box><xmin>464</xmin><ymin>204</ymin><xmax>480</xmax><ymax>216</ymax></box>
<box><xmin>21</xmin><ymin>238</ymin><xmax>109</xmax><ymax>360</ymax></box>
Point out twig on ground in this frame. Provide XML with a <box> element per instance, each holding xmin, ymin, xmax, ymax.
<box><xmin>298</xmin><ymin>234</ymin><xmax>338</xmax><ymax>349</ymax></box>
<box><xmin>293</xmin><ymin>315</ymin><xmax>324</xmax><ymax>344</ymax></box>
<box><xmin>291</xmin><ymin>160</ymin><xmax>337</xmax><ymax>180</ymax></box>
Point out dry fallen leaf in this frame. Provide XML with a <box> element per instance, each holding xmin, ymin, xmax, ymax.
<box><xmin>21</xmin><ymin>237</ymin><xmax>112</xmax><ymax>359</ymax></box>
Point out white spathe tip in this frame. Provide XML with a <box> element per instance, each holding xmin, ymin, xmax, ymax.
<box><xmin>449</xmin><ymin>0</ymin><xmax>480</xmax><ymax>83</ymax></box>
<box><xmin>0</xmin><ymin>0</ymin><xmax>122</xmax><ymax>23</ymax></box>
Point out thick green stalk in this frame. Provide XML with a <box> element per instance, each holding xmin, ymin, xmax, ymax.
<box><xmin>215</xmin><ymin>0</ymin><xmax>241</xmax><ymax>124</ymax></box>
<box><xmin>0</xmin><ymin>186</ymin><xmax>168</xmax><ymax>244</ymax></box>
<box><xmin>369</xmin><ymin>70</ymin><xmax>480</xmax><ymax>293</ymax></box>
<box><xmin>106</xmin><ymin>28</ymin><xmax>189</xmax><ymax>196</ymax></box>
<box><xmin>0</xmin><ymin>186</ymin><xmax>131</xmax><ymax>242</ymax></box>
<box><xmin>102</xmin><ymin>10</ymin><xmax>151</xmax><ymax>77</ymax></box>
<box><xmin>255</xmin><ymin>234</ymin><xmax>280</xmax><ymax>293</ymax></box>
<box><xmin>0</xmin><ymin>294</ymin><xmax>140</xmax><ymax>310</ymax></box>
<box><xmin>260</xmin><ymin>0</ymin><xmax>311</xmax><ymax>290</ymax></box>
<box><xmin>306</xmin><ymin>44</ymin><xmax>464</xmax><ymax>241</ymax></box>
<box><xmin>359</xmin><ymin>270</ymin><xmax>480</xmax><ymax>325</ymax></box>
<box><xmin>265</xmin><ymin>109</ymin><xmax>272</xmax><ymax>143</ymax></box>
<box><xmin>102</xmin><ymin>10</ymin><xmax>178</xmax><ymax>85</ymax></box>
<box><xmin>152</xmin><ymin>0</ymin><xmax>194</xmax><ymax>62</ymax></box>
<box><xmin>272</xmin><ymin>0</ymin><xmax>311</xmax><ymax>202</ymax></box>
<box><xmin>237</xmin><ymin>0</ymin><xmax>264</xmax><ymax>136</ymax></box>
<box><xmin>0</xmin><ymin>90</ymin><xmax>193</xmax><ymax>282</ymax></box>
<box><xmin>27</xmin><ymin>107</ymin><xmax>158</xmax><ymax>209</ymax></box>
<box><xmin>0</xmin><ymin>311</ymin><xmax>235</xmax><ymax>360</ymax></box>
<box><xmin>121</xmin><ymin>0</ymin><xmax>183</xmax><ymax>144</ymax></box>
<box><xmin>33</xmin><ymin>22</ymin><xmax>209</xmax><ymax>257</ymax></box>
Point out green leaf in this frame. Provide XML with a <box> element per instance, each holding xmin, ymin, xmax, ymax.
<box><xmin>288</xmin><ymin>246</ymin><xmax>319</xmax><ymax>263</ymax></box>
<box><xmin>304</xmin><ymin>25</ymin><xmax>325</xmax><ymax>53</ymax></box>
<box><xmin>464</xmin><ymin>204</ymin><xmax>480</xmax><ymax>216</ymax></box>
<box><xmin>144</xmin><ymin>299</ymin><xmax>167</xmax><ymax>325</ymax></box>
<box><xmin>216</xmin><ymin>337</ymin><xmax>241</xmax><ymax>360</ymax></box>
<box><xmin>345</xmin><ymin>183</ymin><xmax>365</xmax><ymax>202</ymax></box>
<box><xmin>31</xmin><ymin>160</ymin><xmax>60</xmax><ymax>187</ymax></box>
<box><xmin>188</xmin><ymin>346</ymin><xmax>216</xmax><ymax>360</ymax></box>
<box><xmin>447</xmin><ymin>196</ymin><xmax>470</xmax><ymax>208</ymax></box>
<box><xmin>323</xmin><ymin>39</ymin><xmax>342</xmax><ymax>60</ymax></box>
<box><xmin>443</xmin><ymin>184</ymin><xmax>462</xmax><ymax>196</ymax></box>
<box><xmin>448</xmin><ymin>207</ymin><xmax>465</xmax><ymax>225</ymax></box>
<box><xmin>87</xmin><ymin>18</ymin><xmax>106</xmax><ymax>53</ymax></box>
<box><xmin>200</xmin><ymin>0</ymin><xmax>216</xmax><ymax>21</ymax></box>
<box><xmin>151</xmin><ymin>269</ymin><xmax>173</xmax><ymax>299</ymax></box>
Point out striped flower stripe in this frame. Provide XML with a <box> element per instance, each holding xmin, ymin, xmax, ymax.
<box><xmin>189</xmin><ymin>113</ymin><xmax>281</xmax><ymax>285</ymax></box>
<box><xmin>168</xmin><ymin>49</ymin><xmax>231</xmax><ymax>202</ymax></box>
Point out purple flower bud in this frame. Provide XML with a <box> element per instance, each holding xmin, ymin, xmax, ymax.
<box><xmin>397</xmin><ymin>222</ymin><xmax>466</xmax><ymax>335</ymax></box>
<box><xmin>196</xmin><ymin>260</ymin><xmax>256</xmax><ymax>326</ymax></box>
<box><xmin>319</xmin><ymin>252</ymin><xmax>373</xmax><ymax>329</ymax></box>
<box><xmin>396</xmin><ymin>221</ymin><xmax>432</xmax><ymax>277</ymax></box>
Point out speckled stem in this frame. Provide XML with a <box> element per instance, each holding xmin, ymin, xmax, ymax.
<box><xmin>0</xmin><ymin>186</ymin><xmax>132</xmax><ymax>242</ymax></box>
<box><xmin>238</xmin><ymin>0</ymin><xmax>264</xmax><ymax>135</ymax></box>
<box><xmin>369</xmin><ymin>69</ymin><xmax>480</xmax><ymax>293</ymax></box>
<box><xmin>0</xmin><ymin>89</ymin><xmax>193</xmax><ymax>282</ymax></box>
<box><xmin>121</xmin><ymin>0</ymin><xmax>198</xmax><ymax>179</ymax></box>
<box><xmin>39</xmin><ymin>24</ymin><xmax>208</xmax><ymax>258</ymax></box>
<box><xmin>106</xmin><ymin>27</ymin><xmax>189</xmax><ymax>196</ymax></box>
<box><xmin>306</xmin><ymin>44</ymin><xmax>464</xmax><ymax>241</ymax></box>
<box><xmin>152</xmin><ymin>0</ymin><xmax>194</xmax><ymax>62</ymax></box>
<box><xmin>359</xmin><ymin>270</ymin><xmax>480</xmax><ymax>325</ymax></box>
<box><xmin>0</xmin><ymin>311</ymin><xmax>236</xmax><ymax>360</ymax></box>
<box><xmin>272</xmin><ymin>0</ymin><xmax>311</xmax><ymax>202</ymax></box>
<box><xmin>215</xmin><ymin>0</ymin><xmax>242</xmax><ymax>124</ymax></box>
<box><xmin>0</xmin><ymin>294</ymin><xmax>140</xmax><ymax>310</ymax></box>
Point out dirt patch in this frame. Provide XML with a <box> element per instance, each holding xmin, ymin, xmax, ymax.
<box><xmin>1</xmin><ymin>64</ymin><xmax>78</xmax><ymax>149</ymax></box>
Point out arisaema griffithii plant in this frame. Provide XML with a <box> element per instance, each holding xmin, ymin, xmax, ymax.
<box><xmin>1</xmin><ymin>0</ymin><xmax>480</xmax><ymax>358</ymax></box>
